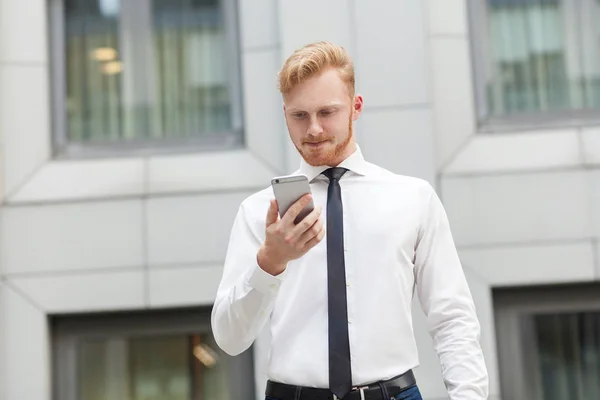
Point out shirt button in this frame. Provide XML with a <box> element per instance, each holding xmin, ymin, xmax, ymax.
<box><xmin>346</xmin><ymin>282</ymin><xmax>350</xmax><ymax>287</ymax></box>
<box><xmin>269</xmin><ymin>284</ymin><xmax>277</xmax><ymax>289</ymax></box>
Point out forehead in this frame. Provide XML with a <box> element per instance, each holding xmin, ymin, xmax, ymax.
<box><xmin>284</xmin><ymin>68</ymin><xmax>351</xmax><ymax>109</ymax></box>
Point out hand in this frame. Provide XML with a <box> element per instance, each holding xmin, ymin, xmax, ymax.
<box><xmin>257</xmin><ymin>194</ymin><xmax>325</xmax><ymax>276</ymax></box>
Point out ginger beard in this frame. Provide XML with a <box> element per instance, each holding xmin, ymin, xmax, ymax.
<box><xmin>292</xmin><ymin>111</ymin><xmax>354</xmax><ymax>167</ymax></box>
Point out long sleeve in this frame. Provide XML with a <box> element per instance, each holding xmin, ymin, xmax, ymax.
<box><xmin>413</xmin><ymin>184</ymin><xmax>489</xmax><ymax>399</ymax></box>
<box><xmin>211</xmin><ymin>201</ymin><xmax>285</xmax><ymax>356</ymax></box>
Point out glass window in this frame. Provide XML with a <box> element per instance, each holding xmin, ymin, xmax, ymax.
<box><xmin>50</xmin><ymin>0</ymin><xmax>243</xmax><ymax>153</ymax></box>
<box><xmin>52</xmin><ymin>308</ymin><xmax>254</xmax><ymax>400</ymax></box>
<box><xmin>532</xmin><ymin>312</ymin><xmax>600</xmax><ymax>400</ymax></box>
<box><xmin>471</xmin><ymin>0</ymin><xmax>600</xmax><ymax>123</ymax></box>
<box><xmin>78</xmin><ymin>334</ymin><xmax>229</xmax><ymax>400</ymax></box>
<box><xmin>494</xmin><ymin>284</ymin><xmax>600</xmax><ymax>400</ymax></box>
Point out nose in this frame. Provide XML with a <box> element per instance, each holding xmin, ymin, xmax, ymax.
<box><xmin>307</xmin><ymin>117</ymin><xmax>324</xmax><ymax>136</ymax></box>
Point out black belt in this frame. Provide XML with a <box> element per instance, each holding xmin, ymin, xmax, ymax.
<box><xmin>265</xmin><ymin>370</ymin><xmax>416</xmax><ymax>400</ymax></box>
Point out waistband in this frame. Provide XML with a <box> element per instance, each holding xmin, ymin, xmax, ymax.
<box><xmin>265</xmin><ymin>369</ymin><xmax>417</xmax><ymax>400</ymax></box>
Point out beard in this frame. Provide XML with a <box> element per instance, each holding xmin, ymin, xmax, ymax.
<box><xmin>294</xmin><ymin>114</ymin><xmax>354</xmax><ymax>167</ymax></box>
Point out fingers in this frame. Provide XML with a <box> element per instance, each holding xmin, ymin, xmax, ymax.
<box><xmin>265</xmin><ymin>199</ymin><xmax>279</xmax><ymax>226</ymax></box>
<box><xmin>281</xmin><ymin>194</ymin><xmax>313</xmax><ymax>225</ymax></box>
<box><xmin>290</xmin><ymin>205</ymin><xmax>322</xmax><ymax>239</ymax></box>
<box><xmin>302</xmin><ymin>221</ymin><xmax>326</xmax><ymax>250</ymax></box>
<box><xmin>296</xmin><ymin>213</ymin><xmax>323</xmax><ymax>245</ymax></box>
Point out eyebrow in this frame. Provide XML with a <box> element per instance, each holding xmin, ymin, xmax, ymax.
<box><xmin>287</xmin><ymin>102</ymin><xmax>344</xmax><ymax>112</ymax></box>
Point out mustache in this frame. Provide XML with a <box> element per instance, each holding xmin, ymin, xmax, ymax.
<box><xmin>303</xmin><ymin>138</ymin><xmax>333</xmax><ymax>144</ymax></box>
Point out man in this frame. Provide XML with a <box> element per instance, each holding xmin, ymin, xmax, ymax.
<box><xmin>211</xmin><ymin>41</ymin><xmax>488</xmax><ymax>400</ymax></box>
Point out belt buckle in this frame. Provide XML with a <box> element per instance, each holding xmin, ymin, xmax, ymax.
<box><xmin>350</xmin><ymin>385</ymin><xmax>369</xmax><ymax>400</ymax></box>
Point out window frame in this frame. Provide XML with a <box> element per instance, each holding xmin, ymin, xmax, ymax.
<box><xmin>51</xmin><ymin>307</ymin><xmax>255</xmax><ymax>400</ymax></box>
<box><xmin>494</xmin><ymin>283</ymin><xmax>600</xmax><ymax>400</ymax></box>
<box><xmin>48</xmin><ymin>0</ymin><xmax>245</xmax><ymax>159</ymax></box>
<box><xmin>467</xmin><ymin>0</ymin><xmax>600</xmax><ymax>133</ymax></box>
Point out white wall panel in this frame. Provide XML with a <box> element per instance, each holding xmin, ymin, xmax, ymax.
<box><xmin>360</xmin><ymin>108</ymin><xmax>435</xmax><ymax>184</ymax></box>
<box><xmin>460</xmin><ymin>241</ymin><xmax>595</xmax><ymax>287</ymax></box>
<box><xmin>285</xmin><ymin>136</ymin><xmax>301</xmax><ymax>173</ymax></box>
<box><xmin>0</xmin><ymin>65</ymin><xmax>50</xmax><ymax>196</ymax></box>
<box><xmin>444</xmin><ymin>129</ymin><xmax>582</xmax><ymax>175</ymax></box>
<box><xmin>0</xmin><ymin>149</ymin><xmax>5</xmax><ymax>200</ymax></box>
<box><xmin>243</xmin><ymin>49</ymin><xmax>286</xmax><ymax>172</ymax></box>
<box><xmin>439</xmin><ymin>176</ymin><xmax>478</xmax><ymax>245</ymax></box>
<box><xmin>2</xmin><ymin>200</ymin><xmax>143</xmax><ymax>274</ymax></box>
<box><xmin>354</xmin><ymin>0</ymin><xmax>429</xmax><ymax>107</ymax></box>
<box><xmin>0</xmin><ymin>284</ymin><xmax>50</xmax><ymax>400</ymax></box>
<box><xmin>430</xmin><ymin>38</ymin><xmax>475</xmax><ymax>168</ymax></box>
<box><xmin>427</xmin><ymin>0</ymin><xmax>468</xmax><ymax>36</ymax></box>
<box><xmin>278</xmin><ymin>0</ymin><xmax>354</xmax><ymax>60</ymax></box>
<box><xmin>442</xmin><ymin>171</ymin><xmax>593</xmax><ymax>245</ymax></box>
<box><xmin>147</xmin><ymin>151</ymin><xmax>275</xmax><ymax>195</ymax></box>
<box><xmin>581</xmin><ymin>126</ymin><xmax>600</xmax><ymax>165</ymax></box>
<box><xmin>148</xmin><ymin>265</ymin><xmax>223</xmax><ymax>307</ymax></box>
<box><xmin>0</xmin><ymin>0</ymin><xmax>47</xmax><ymax>63</ymax></box>
<box><xmin>239</xmin><ymin>0</ymin><xmax>279</xmax><ymax>50</ymax></box>
<box><xmin>10</xmin><ymin>159</ymin><xmax>145</xmax><ymax>203</ymax></box>
<box><xmin>595</xmin><ymin>241</ymin><xmax>600</xmax><ymax>280</ymax></box>
<box><xmin>9</xmin><ymin>270</ymin><xmax>145</xmax><ymax>313</ymax></box>
<box><xmin>590</xmin><ymin>170</ymin><xmax>600</xmax><ymax>242</ymax></box>
<box><xmin>146</xmin><ymin>192</ymin><xmax>251</xmax><ymax>265</ymax></box>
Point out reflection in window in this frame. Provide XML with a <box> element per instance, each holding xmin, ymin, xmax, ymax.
<box><xmin>79</xmin><ymin>333</ymin><xmax>230</xmax><ymax>400</ymax></box>
<box><xmin>62</xmin><ymin>0</ymin><xmax>240</xmax><ymax>145</ymax></box>
<box><xmin>482</xmin><ymin>0</ymin><xmax>600</xmax><ymax>116</ymax></box>
<box><xmin>529</xmin><ymin>312</ymin><xmax>600</xmax><ymax>400</ymax></box>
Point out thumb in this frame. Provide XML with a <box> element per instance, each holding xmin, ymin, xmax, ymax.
<box><xmin>266</xmin><ymin>199</ymin><xmax>279</xmax><ymax>226</ymax></box>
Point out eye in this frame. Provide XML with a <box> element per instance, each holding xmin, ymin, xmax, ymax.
<box><xmin>319</xmin><ymin>109</ymin><xmax>334</xmax><ymax>116</ymax></box>
<box><xmin>292</xmin><ymin>112</ymin><xmax>307</xmax><ymax>119</ymax></box>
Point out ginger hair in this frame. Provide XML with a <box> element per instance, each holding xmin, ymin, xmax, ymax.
<box><xmin>278</xmin><ymin>41</ymin><xmax>355</xmax><ymax>98</ymax></box>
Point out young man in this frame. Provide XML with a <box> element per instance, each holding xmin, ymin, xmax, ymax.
<box><xmin>211</xmin><ymin>41</ymin><xmax>489</xmax><ymax>400</ymax></box>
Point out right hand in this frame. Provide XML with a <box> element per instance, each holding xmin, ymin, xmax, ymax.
<box><xmin>257</xmin><ymin>194</ymin><xmax>325</xmax><ymax>276</ymax></box>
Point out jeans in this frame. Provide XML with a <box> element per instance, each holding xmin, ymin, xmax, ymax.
<box><xmin>265</xmin><ymin>384</ymin><xmax>423</xmax><ymax>400</ymax></box>
<box><xmin>392</xmin><ymin>385</ymin><xmax>423</xmax><ymax>400</ymax></box>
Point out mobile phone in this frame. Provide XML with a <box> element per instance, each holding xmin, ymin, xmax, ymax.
<box><xmin>271</xmin><ymin>174</ymin><xmax>314</xmax><ymax>224</ymax></box>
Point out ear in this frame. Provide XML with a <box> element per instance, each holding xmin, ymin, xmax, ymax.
<box><xmin>352</xmin><ymin>94</ymin><xmax>364</xmax><ymax>121</ymax></box>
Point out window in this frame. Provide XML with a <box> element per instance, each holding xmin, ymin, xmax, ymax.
<box><xmin>494</xmin><ymin>283</ymin><xmax>600</xmax><ymax>400</ymax></box>
<box><xmin>52</xmin><ymin>308</ymin><xmax>254</xmax><ymax>400</ymax></box>
<box><xmin>470</xmin><ymin>0</ymin><xmax>600</xmax><ymax>129</ymax></box>
<box><xmin>49</xmin><ymin>0</ymin><xmax>244</xmax><ymax>156</ymax></box>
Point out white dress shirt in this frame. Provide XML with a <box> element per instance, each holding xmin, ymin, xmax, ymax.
<box><xmin>211</xmin><ymin>146</ymin><xmax>489</xmax><ymax>399</ymax></box>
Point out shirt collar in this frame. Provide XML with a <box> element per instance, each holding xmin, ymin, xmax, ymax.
<box><xmin>298</xmin><ymin>144</ymin><xmax>369</xmax><ymax>182</ymax></box>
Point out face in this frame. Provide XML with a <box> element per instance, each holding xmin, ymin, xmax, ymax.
<box><xmin>283</xmin><ymin>68</ymin><xmax>363</xmax><ymax>167</ymax></box>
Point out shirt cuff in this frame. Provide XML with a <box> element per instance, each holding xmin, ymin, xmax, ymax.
<box><xmin>246</xmin><ymin>263</ymin><xmax>286</xmax><ymax>295</ymax></box>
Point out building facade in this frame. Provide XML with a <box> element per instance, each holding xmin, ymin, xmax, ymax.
<box><xmin>1</xmin><ymin>0</ymin><xmax>599</xmax><ymax>399</ymax></box>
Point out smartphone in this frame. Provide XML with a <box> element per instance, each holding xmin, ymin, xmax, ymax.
<box><xmin>271</xmin><ymin>174</ymin><xmax>314</xmax><ymax>224</ymax></box>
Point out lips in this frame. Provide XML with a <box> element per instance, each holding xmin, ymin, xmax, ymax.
<box><xmin>304</xmin><ymin>140</ymin><xmax>328</xmax><ymax>148</ymax></box>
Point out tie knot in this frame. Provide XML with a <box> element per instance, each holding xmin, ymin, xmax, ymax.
<box><xmin>323</xmin><ymin>167</ymin><xmax>348</xmax><ymax>182</ymax></box>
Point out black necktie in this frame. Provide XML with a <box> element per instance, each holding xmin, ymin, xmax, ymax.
<box><xmin>323</xmin><ymin>167</ymin><xmax>352</xmax><ymax>398</ymax></box>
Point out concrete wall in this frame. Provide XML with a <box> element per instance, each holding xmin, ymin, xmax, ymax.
<box><xmin>2</xmin><ymin>0</ymin><xmax>599</xmax><ymax>400</ymax></box>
